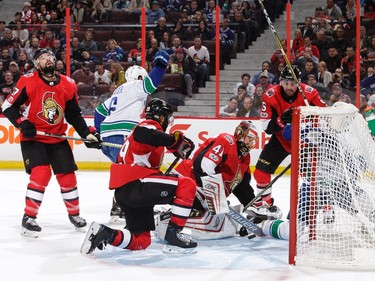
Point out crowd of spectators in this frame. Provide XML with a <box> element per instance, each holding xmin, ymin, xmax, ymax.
<box><xmin>1</xmin><ymin>0</ymin><xmax>375</xmax><ymax>117</ymax></box>
<box><xmin>217</xmin><ymin>0</ymin><xmax>375</xmax><ymax>119</ymax></box>
<box><xmin>1</xmin><ymin>0</ymin><xmax>286</xmax><ymax>114</ymax></box>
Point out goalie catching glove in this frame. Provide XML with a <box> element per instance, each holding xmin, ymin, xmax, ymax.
<box><xmin>84</xmin><ymin>126</ymin><xmax>102</xmax><ymax>149</ymax></box>
<box><xmin>167</xmin><ymin>131</ymin><xmax>195</xmax><ymax>159</ymax></box>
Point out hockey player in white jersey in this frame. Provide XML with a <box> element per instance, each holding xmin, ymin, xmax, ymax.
<box><xmin>94</xmin><ymin>50</ymin><xmax>170</xmax><ymax>221</ymax></box>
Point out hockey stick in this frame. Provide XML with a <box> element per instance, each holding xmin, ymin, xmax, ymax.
<box><xmin>36</xmin><ymin>131</ymin><xmax>123</xmax><ymax>148</ymax></box>
<box><xmin>258</xmin><ymin>0</ymin><xmax>309</xmax><ymax>106</ymax></box>
<box><xmin>165</xmin><ymin>157</ymin><xmax>180</xmax><ymax>175</ymax></box>
<box><xmin>243</xmin><ymin>163</ymin><xmax>291</xmax><ymax>211</ymax></box>
<box><xmin>228</xmin><ymin>206</ymin><xmax>264</xmax><ymax>237</ymax></box>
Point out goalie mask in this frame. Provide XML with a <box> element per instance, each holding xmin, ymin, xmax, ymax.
<box><xmin>234</xmin><ymin>120</ymin><xmax>258</xmax><ymax>157</ymax></box>
<box><xmin>145</xmin><ymin>98</ymin><xmax>174</xmax><ymax>131</ymax></box>
<box><xmin>33</xmin><ymin>48</ymin><xmax>56</xmax><ymax>76</ymax></box>
<box><xmin>125</xmin><ymin>65</ymin><xmax>148</xmax><ymax>82</ymax></box>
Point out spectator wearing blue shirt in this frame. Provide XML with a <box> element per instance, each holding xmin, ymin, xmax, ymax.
<box><xmin>148</xmin><ymin>1</ymin><xmax>165</xmax><ymax>24</ymax></box>
<box><xmin>103</xmin><ymin>39</ymin><xmax>126</xmax><ymax>62</ymax></box>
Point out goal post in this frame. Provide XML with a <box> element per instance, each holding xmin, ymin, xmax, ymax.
<box><xmin>289</xmin><ymin>103</ymin><xmax>375</xmax><ymax>269</ymax></box>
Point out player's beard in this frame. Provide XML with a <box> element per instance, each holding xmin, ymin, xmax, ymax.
<box><xmin>40</xmin><ymin>65</ymin><xmax>56</xmax><ymax>77</ymax></box>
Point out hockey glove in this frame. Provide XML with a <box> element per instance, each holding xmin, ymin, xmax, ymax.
<box><xmin>167</xmin><ymin>131</ymin><xmax>195</xmax><ymax>159</ymax></box>
<box><xmin>84</xmin><ymin>127</ymin><xmax>102</xmax><ymax>149</ymax></box>
<box><xmin>153</xmin><ymin>50</ymin><xmax>170</xmax><ymax>69</ymax></box>
<box><xmin>276</xmin><ymin>107</ymin><xmax>294</xmax><ymax>128</ymax></box>
<box><xmin>17</xmin><ymin>117</ymin><xmax>36</xmax><ymax>138</ymax></box>
<box><xmin>282</xmin><ymin>123</ymin><xmax>292</xmax><ymax>141</ymax></box>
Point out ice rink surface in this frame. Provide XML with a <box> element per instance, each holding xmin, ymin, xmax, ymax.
<box><xmin>1</xmin><ymin>170</ymin><xmax>375</xmax><ymax>281</ymax></box>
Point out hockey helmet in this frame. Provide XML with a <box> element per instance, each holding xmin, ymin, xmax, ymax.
<box><xmin>280</xmin><ymin>65</ymin><xmax>301</xmax><ymax>81</ymax></box>
<box><xmin>33</xmin><ymin>48</ymin><xmax>56</xmax><ymax>68</ymax></box>
<box><xmin>234</xmin><ymin>120</ymin><xmax>258</xmax><ymax>156</ymax></box>
<box><xmin>125</xmin><ymin>65</ymin><xmax>148</xmax><ymax>82</ymax></box>
<box><xmin>145</xmin><ymin>98</ymin><xmax>174</xmax><ymax>131</ymax></box>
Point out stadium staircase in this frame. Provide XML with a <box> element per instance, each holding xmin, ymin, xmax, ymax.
<box><xmin>0</xmin><ymin>0</ymin><xmax>26</xmax><ymax>23</ymax></box>
<box><xmin>174</xmin><ymin>0</ymin><xmax>327</xmax><ymax>117</ymax></box>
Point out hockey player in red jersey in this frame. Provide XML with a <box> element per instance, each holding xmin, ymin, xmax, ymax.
<box><xmin>176</xmin><ymin>120</ymin><xmax>258</xmax><ymax>207</ymax></box>
<box><xmin>154</xmin><ymin>120</ymin><xmax>289</xmax><ymax>240</ymax></box>
<box><xmin>249</xmin><ymin>65</ymin><xmax>326</xmax><ymax>220</ymax></box>
<box><xmin>1</xmin><ymin>48</ymin><xmax>102</xmax><ymax>238</ymax></box>
<box><xmin>81</xmin><ymin>98</ymin><xmax>198</xmax><ymax>254</ymax></box>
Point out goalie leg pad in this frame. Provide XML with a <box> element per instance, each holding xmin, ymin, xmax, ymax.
<box><xmin>200</xmin><ymin>173</ymin><xmax>229</xmax><ymax>215</ymax></box>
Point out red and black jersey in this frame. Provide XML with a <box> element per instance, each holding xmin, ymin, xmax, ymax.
<box><xmin>109</xmin><ymin>119</ymin><xmax>175</xmax><ymax>189</ymax></box>
<box><xmin>260</xmin><ymin>83</ymin><xmax>326</xmax><ymax>153</ymax></box>
<box><xmin>176</xmin><ymin>133</ymin><xmax>251</xmax><ymax>197</ymax></box>
<box><xmin>2</xmin><ymin>71</ymin><xmax>90</xmax><ymax>143</ymax></box>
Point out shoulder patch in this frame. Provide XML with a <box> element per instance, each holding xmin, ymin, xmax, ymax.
<box><xmin>266</xmin><ymin>88</ymin><xmax>275</xmax><ymax>97</ymax></box>
<box><xmin>24</xmin><ymin>72</ymin><xmax>34</xmax><ymax>78</ymax></box>
<box><xmin>66</xmin><ymin>76</ymin><xmax>75</xmax><ymax>84</ymax></box>
<box><xmin>224</xmin><ymin>134</ymin><xmax>234</xmax><ymax>145</ymax></box>
<box><xmin>305</xmin><ymin>85</ymin><xmax>313</xmax><ymax>93</ymax></box>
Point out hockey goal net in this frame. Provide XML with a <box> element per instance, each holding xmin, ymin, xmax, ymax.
<box><xmin>289</xmin><ymin>103</ymin><xmax>375</xmax><ymax>269</ymax></box>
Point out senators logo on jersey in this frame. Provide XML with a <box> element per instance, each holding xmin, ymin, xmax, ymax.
<box><xmin>37</xmin><ymin>92</ymin><xmax>63</xmax><ymax>124</ymax></box>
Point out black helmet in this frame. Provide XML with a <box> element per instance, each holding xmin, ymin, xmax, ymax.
<box><xmin>34</xmin><ymin>48</ymin><xmax>55</xmax><ymax>62</ymax></box>
<box><xmin>145</xmin><ymin>98</ymin><xmax>173</xmax><ymax>131</ymax></box>
<box><xmin>280</xmin><ymin>65</ymin><xmax>301</xmax><ymax>81</ymax></box>
<box><xmin>33</xmin><ymin>48</ymin><xmax>56</xmax><ymax>69</ymax></box>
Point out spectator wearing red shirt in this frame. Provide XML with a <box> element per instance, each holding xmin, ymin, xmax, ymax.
<box><xmin>341</xmin><ymin>46</ymin><xmax>363</xmax><ymax>76</ymax></box>
<box><xmin>292</xmin><ymin>29</ymin><xmax>304</xmax><ymax>54</ymax></box>
<box><xmin>39</xmin><ymin>29</ymin><xmax>54</xmax><ymax>49</ymax></box>
<box><xmin>297</xmin><ymin>36</ymin><xmax>320</xmax><ymax>60</ymax></box>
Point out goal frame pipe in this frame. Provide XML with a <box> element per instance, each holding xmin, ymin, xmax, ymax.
<box><xmin>289</xmin><ymin>107</ymin><xmax>300</xmax><ymax>265</ymax></box>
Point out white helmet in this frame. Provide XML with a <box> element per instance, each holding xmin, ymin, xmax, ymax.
<box><xmin>125</xmin><ymin>65</ymin><xmax>148</xmax><ymax>82</ymax></box>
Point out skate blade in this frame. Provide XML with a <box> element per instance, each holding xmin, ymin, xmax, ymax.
<box><xmin>80</xmin><ymin>222</ymin><xmax>100</xmax><ymax>254</ymax></box>
<box><xmin>21</xmin><ymin>227</ymin><xmax>40</xmax><ymax>238</ymax></box>
<box><xmin>162</xmin><ymin>245</ymin><xmax>198</xmax><ymax>255</ymax></box>
<box><xmin>109</xmin><ymin>216</ymin><xmax>126</xmax><ymax>224</ymax></box>
<box><xmin>75</xmin><ymin>226</ymin><xmax>87</xmax><ymax>233</ymax></box>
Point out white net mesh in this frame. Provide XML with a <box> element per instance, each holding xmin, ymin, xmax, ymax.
<box><xmin>294</xmin><ymin>104</ymin><xmax>375</xmax><ymax>269</ymax></box>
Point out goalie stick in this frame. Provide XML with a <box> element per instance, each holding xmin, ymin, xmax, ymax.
<box><xmin>162</xmin><ymin>161</ymin><xmax>265</xmax><ymax>237</ymax></box>
<box><xmin>36</xmin><ymin>131</ymin><xmax>123</xmax><ymax>148</ymax></box>
<box><xmin>258</xmin><ymin>0</ymin><xmax>309</xmax><ymax>106</ymax></box>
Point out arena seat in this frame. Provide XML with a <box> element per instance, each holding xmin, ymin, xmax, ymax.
<box><xmin>113</xmin><ymin>30</ymin><xmax>134</xmax><ymax>42</ymax></box>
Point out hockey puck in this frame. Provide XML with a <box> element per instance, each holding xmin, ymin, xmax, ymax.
<box><xmin>248</xmin><ymin>234</ymin><xmax>256</xmax><ymax>239</ymax></box>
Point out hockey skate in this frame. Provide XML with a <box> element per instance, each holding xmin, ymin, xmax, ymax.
<box><xmin>163</xmin><ymin>222</ymin><xmax>197</xmax><ymax>254</ymax></box>
<box><xmin>21</xmin><ymin>214</ymin><xmax>42</xmax><ymax>238</ymax></box>
<box><xmin>109</xmin><ymin>200</ymin><xmax>126</xmax><ymax>223</ymax></box>
<box><xmin>80</xmin><ymin>222</ymin><xmax>116</xmax><ymax>254</ymax></box>
<box><xmin>69</xmin><ymin>214</ymin><xmax>87</xmax><ymax>232</ymax></box>
<box><xmin>246</xmin><ymin>199</ymin><xmax>283</xmax><ymax>222</ymax></box>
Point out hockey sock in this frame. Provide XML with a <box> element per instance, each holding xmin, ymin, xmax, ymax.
<box><xmin>253</xmin><ymin>169</ymin><xmax>272</xmax><ymax>206</ymax></box>
<box><xmin>25</xmin><ymin>165</ymin><xmax>52</xmax><ymax>217</ymax></box>
<box><xmin>170</xmin><ymin>177</ymin><xmax>196</xmax><ymax>227</ymax></box>
<box><xmin>125</xmin><ymin>231</ymin><xmax>151</xmax><ymax>250</ymax></box>
<box><xmin>56</xmin><ymin>172</ymin><xmax>80</xmax><ymax>216</ymax></box>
